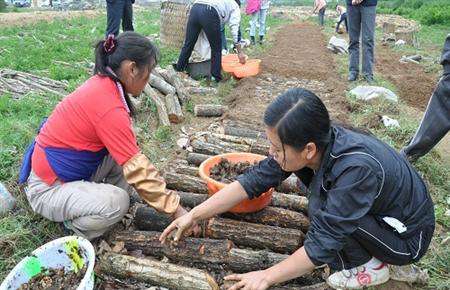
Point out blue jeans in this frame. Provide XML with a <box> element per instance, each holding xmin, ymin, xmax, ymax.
<box><xmin>250</xmin><ymin>8</ymin><xmax>268</xmax><ymax>37</ymax></box>
<box><xmin>347</xmin><ymin>4</ymin><xmax>376</xmax><ymax>77</ymax></box>
<box><xmin>318</xmin><ymin>7</ymin><xmax>326</xmax><ymax>26</ymax></box>
<box><xmin>105</xmin><ymin>0</ymin><xmax>134</xmax><ymax>37</ymax></box>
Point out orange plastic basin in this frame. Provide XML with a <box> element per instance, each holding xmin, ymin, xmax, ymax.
<box><xmin>233</xmin><ymin>59</ymin><xmax>261</xmax><ymax>78</ymax></box>
<box><xmin>198</xmin><ymin>152</ymin><xmax>273</xmax><ymax>213</ymax></box>
<box><xmin>222</xmin><ymin>54</ymin><xmax>239</xmax><ymax>63</ymax></box>
<box><xmin>222</xmin><ymin>61</ymin><xmax>242</xmax><ymax>73</ymax></box>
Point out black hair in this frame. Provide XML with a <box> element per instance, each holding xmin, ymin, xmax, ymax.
<box><xmin>264</xmin><ymin>88</ymin><xmax>331</xmax><ymax>156</ymax></box>
<box><xmin>94</xmin><ymin>31</ymin><xmax>159</xmax><ymax>116</ymax></box>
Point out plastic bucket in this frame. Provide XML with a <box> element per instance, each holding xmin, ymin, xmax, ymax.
<box><xmin>199</xmin><ymin>152</ymin><xmax>273</xmax><ymax>213</ymax></box>
<box><xmin>0</xmin><ymin>236</ymin><xmax>95</xmax><ymax>290</ymax></box>
<box><xmin>233</xmin><ymin>59</ymin><xmax>261</xmax><ymax>78</ymax></box>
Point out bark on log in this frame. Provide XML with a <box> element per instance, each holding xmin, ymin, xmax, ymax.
<box><xmin>272</xmin><ymin>192</ymin><xmax>308</xmax><ymax>213</ymax></box>
<box><xmin>164</xmin><ymin>171</ymin><xmax>209</xmax><ymax>194</ymax></box>
<box><xmin>276</xmin><ymin>175</ymin><xmax>304</xmax><ymax>195</ymax></box>
<box><xmin>223</xmin><ymin>206</ymin><xmax>310</xmax><ymax>232</ymax></box>
<box><xmin>191</xmin><ymin>136</ymin><xmax>268</xmax><ymax>155</ymax></box>
<box><xmin>133</xmin><ymin>206</ymin><xmax>304</xmax><ymax>254</ymax></box>
<box><xmin>149</xmin><ymin>73</ymin><xmax>176</xmax><ymax>95</ymax></box>
<box><xmin>187</xmin><ymin>86</ymin><xmax>218</xmax><ymax>96</ymax></box>
<box><xmin>178</xmin><ymin>191</ymin><xmax>208</xmax><ymax>208</ymax></box>
<box><xmin>223</xmin><ymin>124</ymin><xmax>266</xmax><ymax>139</ymax></box>
<box><xmin>194</xmin><ymin>105</ymin><xmax>228</xmax><ymax>117</ymax></box>
<box><xmin>99</xmin><ymin>252</ymin><xmax>219</xmax><ymax>290</ymax></box>
<box><xmin>143</xmin><ymin>84</ymin><xmax>170</xmax><ymax>127</ymax></box>
<box><xmin>112</xmin><ymin>230</ymin><xmax>289</xmax><ymax>273</ymax></box>
<box><xmin>187</xmin><ymin>152</ymin><xmax>211</xmax><ymax>166</ymax></box>
<box><xmin>165</xmin><ymin>93</ymin><xmax>184</xmax><ymax>123</ymax></box>
<box><xmin>161</xmin><ymin>67</ymin><xmax>190</xmax><ymax>104</ymax></box>
<box><xmin>206</xmin><ymin>218</ymin><xmax>305</xmax><ymax>254</ymax></box>
<box><xmin>171</xmin><ymin>163</ymin><xmax>200</xmax><ymax>177</ymax></box>
<box><xmin>382</xmin><ymin>22</ymin><xmax>397</xmax><ymax>34</ymax></box>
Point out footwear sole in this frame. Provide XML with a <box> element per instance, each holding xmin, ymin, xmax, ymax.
<box><xmin>327</xmin><ymin>274</ymin><xmax>390</xmax><ymax>289</ymax></box>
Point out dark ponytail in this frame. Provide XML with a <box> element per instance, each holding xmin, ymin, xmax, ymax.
<box><xmin>264</xmin><ymin>88</ymin><xmax>331</xmax><ymax>152</ymax></box>
<box><xmin>94</xmin><ymin>31</ymin><xmax>159</xmax><ymax>116</ymax></box>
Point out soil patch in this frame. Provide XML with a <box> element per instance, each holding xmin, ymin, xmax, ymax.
<box><xmin>19</xmin><ymin>266</ymin><xmax>87</xmax><ymax>290</ymax></box>
<box><xmin>209</xmin><ymin>158</ymin><xmax>256</xmax><ymax>183</ymax></box>
<box><xmin>376</xmin><ymin>45</ymin><xmax>439</xmax><ymax>110</ymax></box>
<box><xmin>225</xmin><ymin>22</ymin><xmax>349</xmax><ymax>127</ymax></box>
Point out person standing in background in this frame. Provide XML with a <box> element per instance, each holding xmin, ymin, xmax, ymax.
<box><xmin>105</xmin><ymin>0</ymin><xmax>134</xmax><ymax>37</ymax></box>
<box><xmin>401</xmin><ymin>35</ymin><xmax>450</xmax><ymax>162</ymax></box>
<box><xmin>247</xmin><ymin>0</ymin><xmax>270</xmax><ymax>45</ymax></box>
<box><xmin>347</xmin><ymin>0</ymin><xmax>377</xmax><ymax>83</ymax></box>
<box><xmin>313</xmin><ymin>0</ymin><xmax>326</xmax><ymax>27</ymax></box>
<box><xmin>222</xmin><ymin>0</ymin><xmax>242</xmax><ymax>54</ymax></box>
<box><xmin>335</xmin><ymin>4</ymin><xmax>348</xmax><ymax>33</ymax></box>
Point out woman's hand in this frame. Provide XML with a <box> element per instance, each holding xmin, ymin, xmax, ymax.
<box><xmin>159</xmin><ymin>206</ymin><xmax>199</xmax><ymax>243</ymax></box>
<box><xmin>224</xmin><ymin>270</ymin><xmax>273</xmax><ymax>290</ymax></box>
<box><xmin>238</xmin><ymin>52</ymin><xmax>247</xmax><ymax>64</ymax></box>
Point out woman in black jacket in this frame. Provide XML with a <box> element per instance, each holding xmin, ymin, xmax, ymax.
<box><xmin>160</xmin><ymin>88</ymin><xmax>435</xmax><ymax>290</ymax></box>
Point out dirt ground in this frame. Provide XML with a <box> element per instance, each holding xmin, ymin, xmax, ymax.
<box><xmin>375</xmin><ymin>45</ymin><xmax>439</xmax><ymax>110</ymax></box>
<box><xmin>0</xmin><ymin>9</ymin><xmax>100</xmax><ymax>27</ymax></box>
<box><xmin>225</xmin><ymin>22</ymin><xmax>349</xmax><ymax>128</ymax></box>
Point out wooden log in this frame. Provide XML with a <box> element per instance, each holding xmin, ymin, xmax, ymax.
<box><xmin>223</xmin><ymin>124</ymin><xmax>266</xmax><ymax>139</ymax></box>
<box><xmin>99</xmin><ymin>252</ymin><xmax>220</xmax><ymax>290</ymax></box>
<box><xmin>149</xmin><ymin>73</ymin><xmax>176</xmax><ymax>95</ymax></box>
<box><xmin>206</xmin><ymin>133</ymin><xmax>269</xmax><ymax>155</ymax></box>
<box><xmin>194</xmin><ymin>105</ymin><xmax>228</xmax><ymax>117</ymax></box>
<box><xmin>171</xmin><ymin>163</ymin><xmax>200</xmax><ymax>177</ymax></box>
<box><xmin>112</xmin><ymin>230</ymin><xmax>289</xmax><ymax>273</ymax></box>
<box><xmin>191</xmin><ymin>138</ymin><xmax>242</xmax><ymax>155</ymax></box>
<box><xmin>187</xmin><ymin>86</ymin><xmax>217</xmax><ymax>96</ymax></box>
<box><xmin>178</xmin><ymin>191</ymin><xmax>208</xmax><ymax>208</ymax></box>
<box><xmin>272</xmin><ymin>192</ymin><xmax>308</xmax><ymax>213</ymax></box>
<box><xmin>207</xmin><ymin>218</ymin><xmax>305</xmax><ymax>254</ymax></box>
<box><xmin>165</xmin><ymin>93</ymin><xmax>184</xmax><ymax>124</ymax></box>
<box><xmin>187</xmin><ymin>152</ymin><xmax>211</xmax><ymax>166</ymax></box>
<box><xmin>276</xmin><ymin>175</ymin><xmax>301</xmax><ymax>194</ymax></box>
<box><xmin>395</xmin><ymin>29</ymin><xmax>418</xmax><ymax>47</ymax></box>
<box><xmin>143</xmin><ymin>84</ymin><xmax>170</xmax><ymax>127</ymax></box>
<box><xmin>133</xmin><ymin>207</ymin><xmax>304</xmax><ymax>254</ymax></box>
<box><xmin>134</xmin><ymin>206</ymin><xmax>173</xmax><ymax>232</ymax></box>
<box><xmin>164</xmin><ymin>171</ymin><xmax>209</xmax><ymax>194</ymax></box>
<box><xmin>223</xmin><ymin>206</ymin><xmax>310</xmax><ymax>232</ymax></box>
<box><xmin>161</xmin><ymin>67</ymin><xmax>190</xmax><ymax>104</ymax></box>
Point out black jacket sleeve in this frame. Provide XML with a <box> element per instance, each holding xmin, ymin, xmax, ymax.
<box><xmin>304</xmin><ymin>165</ymin><xmax>380</xmax><ymax>266</ymax></box>
<box><xmin>236</xmin><ymin>156</ymin><xmax>291</xmax><ymax>199</ymax></box>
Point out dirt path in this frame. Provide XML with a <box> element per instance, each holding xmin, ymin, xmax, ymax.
<box><xmin>376</xmin><ymin>44</ymin><xmax>439</xmax><ymax>111</ymax></box>
<box><xmin>0</xmin><ymin>9</ymin><xmax>101</xmax><ymax>27</ymax></box>
<box><xmin>225</xmin><ymin>22</ymin><xmax>349</xmax><ymax>128</ymax></box>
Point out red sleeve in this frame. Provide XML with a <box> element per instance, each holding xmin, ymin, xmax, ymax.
<box><xmin>95</xmin><ymin>108</ymin><xmax>140</xmax><ymax>165</ymax></box>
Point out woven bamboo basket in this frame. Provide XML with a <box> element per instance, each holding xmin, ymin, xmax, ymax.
<box><xmin>160</xmin><ymin>0</ymin><xmax>191</xmax><ymax>48</ymax></box>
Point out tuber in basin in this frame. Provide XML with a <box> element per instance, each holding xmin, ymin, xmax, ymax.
<box><xmin>199</xmin><ymin>152</ymin><xmax>273</xmax><ymax>213</ymax></box>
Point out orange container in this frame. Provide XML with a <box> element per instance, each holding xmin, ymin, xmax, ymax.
<box><xmin>222</xmin><ymin>61</ymin><xmax>242</xmax><ymax>73</ymax></box>
<box><xmin>198</xmin><ymin>152</ymin><xmax>273</xmax><ymax>213</ymax></box>
<box><xmin>222</xmin><ymin>54</ymin><xmax>239</xmax><ymax>64</ymax></box>
<box><xmin>233</xmin><ymin>59</ymin><xmax>261</xmax><ymax>78</ymax></box>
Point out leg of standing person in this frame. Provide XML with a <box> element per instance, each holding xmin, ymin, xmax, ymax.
<box><xmin>318</xmin><ymin>7</ymin><xmax>326</xmax><ymax>26</ymax></box>
<box><xmin>361</xmin><ymin>5</ymin><xmax>376</xmax><ymax>82</ymax></box>
<box><xmin>258</xmin><ymin>8</ymin><xmax>268</xmax><ymax>44</ymax></box>
<box><xmin>221</xmin><ymin>26</ymin><xmax>227</xmax><ymax>52</ymax></box>
<box><xmin>122</xmin><ymin>0</ymin><xmax>134</xmax><ymax>32</ymax></box>
<box><xmin>250</xmin><ymin>12</ymin><xmax>258</xmax><ymax>45</ymax></box>
<box><xmin>25</xmin><ymin>155</ymin><xmax>130</xmax><ymax>240</ymax></box>
<box><xmin>347</xmin><ymin>4</ymin><xmax>362</xmax><ymax>81</ymax></box>
<box><xmin>105</xmin><ymin>0</ymin><xmax>124</xmax><ymax>37</ymax></box>
<box><xmin>199</xmin><ymin>5</ymin><xmax>222</xmax><ymax>81</ymax></box>
<box><xmin>401</xmin><ymin>75</ymin><xmax>450</xmax><ymax>161</ymax></box>
<box><xmin>175</xmin><ymin>4</ymin><xmax>203</xmax><ymax>72</ymax></box>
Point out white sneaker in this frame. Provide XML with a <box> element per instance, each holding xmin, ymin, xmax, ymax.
<box><xmin>327</xmin><ymin>258</ymin><xmax>390</xmax><ymax>289</ymax></box>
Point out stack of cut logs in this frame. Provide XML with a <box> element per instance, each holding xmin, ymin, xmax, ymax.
<box><xmin>100</xmin><ymin>121</ymin><xmax>327</xmax><ymax>290</ymax></box>
<box><xmin>138</xmin><ymin>66</ymin><xmax>224</xmax><ymax>127</ymax></box>
<box><xmin>0</xmin><ymin>69</ymin><xmax>68</xmax><ymax>99</ymax></box>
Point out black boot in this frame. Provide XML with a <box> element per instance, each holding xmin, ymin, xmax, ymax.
<box><xmin>259</xmin><ymin>35</ymin><xmax>264</xmax><ymax>45</ymax></box>
<box><xmin>250</xmin><ymin>36</ymin><xmax>256</xmax><ymax>45</ymax></box>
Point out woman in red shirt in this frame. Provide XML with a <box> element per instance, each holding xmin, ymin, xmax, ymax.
<box><xmin>20</xmin><ymin>32</ymin><xmax>190</xmax><ymax>240</ymax></box>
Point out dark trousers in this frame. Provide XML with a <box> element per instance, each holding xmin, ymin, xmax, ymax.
<box><xmin>401</xmin><ymin>74</ymin><xmax>450</xmax><ymax>160</ymax></box>
<box><xmin>347</xmin><ymin>4</ymin><xmax>376</xmax><ymax>77</ymax></box>
<box><xmin>336</xmin><ymin>13</ymin><xmax>348</xmax><ymax>32</ymax></box>
<box><xmin>328</xmin><ymin>215</ymin><xmax>434</xmax><ymax>270</ymax></box>
<box><xmin>318</xmin><ymin>7</ymin><xmax>326</xmax><ymax>26</ymax></box>
<box><xmin>176</xmin><ymin>3</ymin><xmax>222</xmax><ymax>81</ymax></box>
<box><xmin>106</xmin><ymin>0</ymin><xmax>134</xmax><ymax>37</ymax></box>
